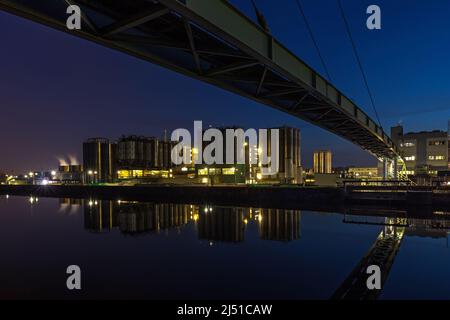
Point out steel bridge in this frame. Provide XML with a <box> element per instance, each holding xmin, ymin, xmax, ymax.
<box><xmin>0</xmin><ymin>0</ymin><xmax>401</xmax><ymax>160</ymax></box>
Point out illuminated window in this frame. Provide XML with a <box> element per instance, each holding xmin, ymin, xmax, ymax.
<box><xmin>401</xmin><ymin>141</ymin><xmax>415</xmax><ymax>147</ymax></box>
<box><xmin>132</xmin><ymin>170</ymin><xmax>143</xmax><ymax>177</ymax></box>
<box><xmin>208</xmin><ymin>168</ymin><xmax>221</xmax><ymax>175</ymax></box>
<box><xmin>198</xmin><ymin>168</ymin><xmax>208</xmax><ymax>176</ymax></box>
<box><xmin>404</xmin><ymin>156</ymin><xmax>415</xmax><ymax>161</ymax></box>
<box><xmin>428</xmin><ymin>155</ymin><xmax>445</xmax><ymax>160</ymax></box>
<box><xmin>429</xmin><ymin>140</ymin><xmax>445</xmax><ymax>146</ymax></box>
<box><xmin>222</xmin><ymin>168</ymin><xmax>236</xmax><ymax>175</ymax></box>
<box><xmin>117</xmin><ymin>170</ymin><xmax>132</xmax><ymax>179</ymax></box>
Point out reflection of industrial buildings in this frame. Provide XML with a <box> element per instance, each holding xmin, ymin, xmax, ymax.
<box><xmin>197</xmin><ymin>207</ymin><xmax>246</xmax><ymax>242</ymax></box>
<box><xmin>83</xmin><ymin>200</ymin><xmax>191</xmax><ymax>234</ymax></box>
<box><xmin>84</xmin><ymin>199</ymin><xmax>118</xmax><ymax>232</ymax></box>
<box><xmin>80</xmin><ymin>200</ymin><xmax>304</xmax><ymax>242</ymax></box>
<box><xmin>117</xmin><ymin>202</ymin><xmax>189</xmax><ymax>234</ymax></box>
<box><xmin>258</xmin><ymin>209</ymin><xmax>301</xmax><ymax>241</ymax></box>
<box><xmin>82</xmin><ymin>138</ymin><xmax>117</xmax><ymax>183</ymax></box>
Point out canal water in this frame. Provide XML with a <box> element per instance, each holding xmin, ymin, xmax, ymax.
<box><xmin>0</xmin><ymin>195</ymin><xmax>449</xmax><ymax>299</ymax></box>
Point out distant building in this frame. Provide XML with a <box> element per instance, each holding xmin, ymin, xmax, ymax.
<box><xmin>261</xmin><ymin>126</ymin><xmax>302</xmax><ymax>184</ymax></box>
<box><xmin>116</xmin><ymin>135</ymin><xmax>174</xmax><ymax>180</ymax></box>
<box><xmin>83</xmin><ymin>138</ymin><xmax>117</xmax><ymax>183</ymax></box>
<box><xmin>58</xmin><ymin>164</ymin><xmax>83</xmax><ymax>184</ymax></box>
<box><xmin>196</xmin><ymin>126</ymin><xmax>302</xmax><ymax>185</ymax></box>
<box><xmin>158</xmin><ymin>140</ymin><xmax>173</xmax><ymax>170</ymax></box>
<box><xmin>391</xmin><ymin>124</ymin><xmax>449</xmax><ymax>176</ymax></box>
<box><xmin>195</xmin><ymin>126</ymin><xmax>249</xmax><ymax>185</ymax></box>
<box><xmin>347</xmin><ymin>167</ymin><xmax>379</xmax><ymax>179</ymax></box>
<box><xmin>313</xmin><ymin>150</ymin><xmax>332</xmax><ymax>174</ymax></box>
<box><xmin>117</xmin><ymin>135</ymin><xmax>159</xmax><ymax>169</ymax></box>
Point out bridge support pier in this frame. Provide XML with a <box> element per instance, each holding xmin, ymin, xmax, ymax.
<box><xmin>382</xmin><ymin>159</ymin><xmax>388</xmax><ymax>180</ymax></box>
<box><xmin>393</xmin><ymin>157</ymin><xmax>398</xmax><ymax>180</ymax></box>
<box><xmin>380</xmin><ymin>158</ymin><xmax>396</xmax><ymax>180</ymax></box>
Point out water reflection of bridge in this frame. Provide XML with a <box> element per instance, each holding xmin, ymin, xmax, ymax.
<box><xmin>333</xmin><ymin>212</ymin><xmax>450</xmax><ymax>300</ymax></box>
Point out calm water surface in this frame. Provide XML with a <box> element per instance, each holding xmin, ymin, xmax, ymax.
<box><xmin>0</xmin><ymin>195</ymin><xmax>449</xmax><ymax>299</ymax></box>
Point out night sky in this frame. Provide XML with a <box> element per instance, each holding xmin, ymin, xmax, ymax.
<box><xmin>1</xmin><ymin>0</ymin><xmax>450</xmax><ymax>173</ymax></box>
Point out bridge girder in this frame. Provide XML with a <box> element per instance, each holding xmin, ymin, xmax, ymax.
<box><xmin>0</xmin><ymin>0</ymin><xmax>401</xmax><ymax>159</ymax></box>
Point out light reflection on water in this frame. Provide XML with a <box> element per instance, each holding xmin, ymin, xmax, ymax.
<box><xmin>0</xmin><ymin>195</ymin><xmax>449</xmax><ymax>300</ymax></box>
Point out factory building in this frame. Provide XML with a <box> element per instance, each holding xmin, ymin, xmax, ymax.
<box><xmin>313</xmin><ymin>150</ymin><xmax>332</xmax><ymax>174</ymax></box>
<box><xmin>196</xmin><ymin>126</ymin><xmax>302</xmax><ymax>185</ymax></box>
<box><xmin>391</xmin><ymin>124</ymin><xmax>449</xmax><ymax>177</ymax></box>
<box><xmin>82</xmin><ymin>138</ymin><xmax>117</xmax><ymax>183</ymax></box>
<box><xmin>115</xmin><ymin>135</ymin><xmax>173</xmax><ymax>180</ymax></box>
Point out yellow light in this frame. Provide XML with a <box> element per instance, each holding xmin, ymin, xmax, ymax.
<box><xmin>28</xmin><ymin>172</ymin><xmax>33</xmax><ymax>176</ymax></box>
<box><xmin>88</xmin><ymin>200</ymin><xmax>94</xmax><ymax>206</ymax></box>
<box><xmin>244</xmin><ymin>218</ymin><xmax>248</xmax><ymax>224</ymax></box>
<box><xmin>51</xmin><ymin>171</ymin><xmax>56</xmax><ymax>176</ymax></box>
<box><xmin>88</xmin><ymin>170</ymin><xmax>93</xmax><ymax>175</ymax></box>
<box><xmin>181</xmin><ymin>167</ymin><xmax>188</xmax><ymax>172</ymax></box>
<box><xmin>257</xmin><ymin>173</ymin><xmax>262</xmax><ymax>180</ymax></box>
<box><xmin>193</xmin><ymin>214</ymin><xmax>199</xmax><ymax>221</ymax></box>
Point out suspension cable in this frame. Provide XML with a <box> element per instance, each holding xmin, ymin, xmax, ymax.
<box><xmin>336</xmin><ymin>0</ymin><xmax>383</xmax><ymax>130</ymax></box>
<box><xmin>294</xmin><ymin>0</ymin><xmax>332</xmax><ymax>82</ymax></box>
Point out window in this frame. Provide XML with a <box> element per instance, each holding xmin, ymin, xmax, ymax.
<box><xmin>401</xmin><ymin>141</ymin><xmax>415</xmax><ymax>147</ymax></box>
<box><xmin>428</xmin><ymin>155</ymin><xmax>445</xmax><ymax>160</ymax></box>
<box><xmin>222</xmin><ymin>168</ymin><xmax>236</xmax><ymax>175</ymax></box>
<box><xmin>405</xmin><ymin>156</ymin><xmax>415</xmax><ymax>161</ymax></box>
<box><xmin>429</xmin><ymin>140</ymin><xmax>446</xmax><ymax>146</ymax></box>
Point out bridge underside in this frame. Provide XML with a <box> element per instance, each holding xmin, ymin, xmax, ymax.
<box><xmin>0</xmin><ymin>0</ymin><xmax>400</xmax><ymax>159</ymax></box>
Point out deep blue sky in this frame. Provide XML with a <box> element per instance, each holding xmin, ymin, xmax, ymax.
<box><xmin>1</xmin><ymin>0</ymin><xmax>450</xmax><ymax>173</ymax></box>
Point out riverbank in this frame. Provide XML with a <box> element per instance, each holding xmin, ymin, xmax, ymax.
<box><xmin>2</xmin><ymin>184</ymin><xmax>450</xmax><ymax>212</ymax></box>
<box><xmin>0</xmin><ymin>184</ymin><xmax>345</xmax><ymax>211</ymax></box>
